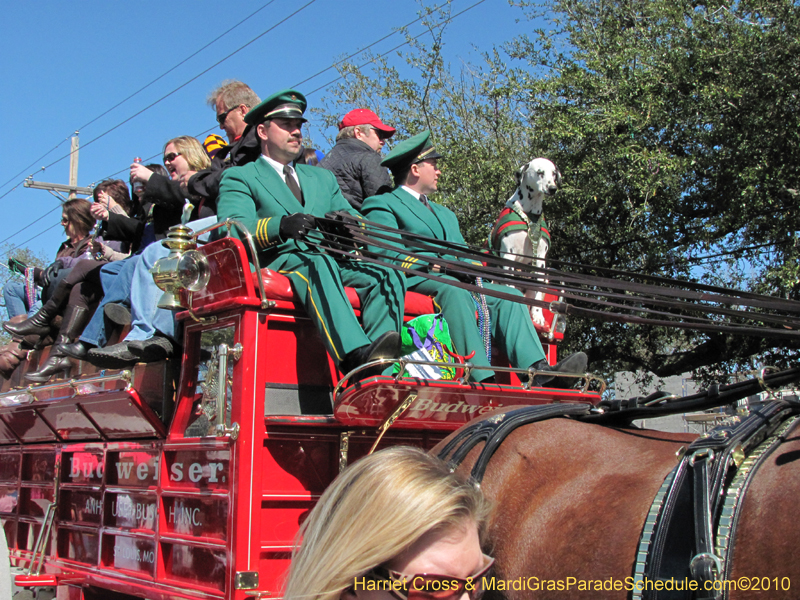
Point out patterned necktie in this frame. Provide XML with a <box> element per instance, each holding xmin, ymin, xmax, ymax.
<box><xmin>420</xmin><ymin>194</ymin><xmax>431</xmax><ymax>210</ymax></box>
<box><xmin>283</xmin><ymin>165</ymin><xmax>304</xmax><ymax>205</ymax></box>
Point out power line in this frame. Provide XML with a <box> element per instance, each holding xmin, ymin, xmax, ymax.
<box><xmin>0</xmin><ymin>1</ymin><xmax>276</xmax><ymax>197</ymax></box>
<box><xmin>0</xmin><ymin>136</ymin><xmax>73</xmax><ymax>195</ymax></box>
<box><xmin>88</xmin><ymin>1</ymin><xmax>470</xmax><ymax>185</ymax></box>
<box><xmin>0</xmin><ymin>205</ymin><xmax>62</xmax><ymax>248</ymax></box>
<box><xmin>91</xmin><ymin>0</ymin><xmax>483</xmax><ymax>184</ymax></box>
<box><xmin>1</xmin><ymin>219</ymin><xmax>63</xmax><ymax>264</ymax></box>
<box><xmin>0</xmin><ymin>0</ymin><xmax>318</xmax><ymax>205</ymax></box>
<box><xmin>292</xmin><ymin>0</ymin><xmax>456</xmax><ymax>89</ymax></box>
<box><xmin>35</xmin><ymin>0</ymin><xmax>318</xmax><ymax>172</ymax></box>
<box><xmin>3</xmin><ymin>0</ymin><xmax>484</xmax><ymax>248</ymax></box>
<box><xmin>306</xmin><ymin>0</ymin><xmax>488</xmax><ymax>95</ymax></box>
<box><xmin>77</xmin><ymin>0</ymin><xmax>279</xmax><ymax>134</ymax></box>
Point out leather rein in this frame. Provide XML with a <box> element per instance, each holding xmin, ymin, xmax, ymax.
<box><xmin>308</xmin><ymin>216</ymin><xmax>800</xmax><ymax>339</ymax></box>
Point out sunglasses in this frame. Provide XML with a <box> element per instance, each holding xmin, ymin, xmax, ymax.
<box><xmin>370</xmin><ymin>126</ymin><xmax>391</xmax><ymax>140</ymax></box>
<box><xmin>163</xmin><ymin>152</ymin><xmax>182</xmax><ymax>164</ymax></box>
<box><xmin>369</xmin><ymin>554</ymin><xmax>494</xmax><ymax>600</ymax></box>
<box><xmin>216</xmin><ymin>105</ymin><xmax>240</xmax><ymax>126</ymax></box>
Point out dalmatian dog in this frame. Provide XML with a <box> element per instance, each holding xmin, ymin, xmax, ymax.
<box><xmin>489</xmin><ymin>158</ymin><xmax>561</xmax><ymax>327</ymax></box>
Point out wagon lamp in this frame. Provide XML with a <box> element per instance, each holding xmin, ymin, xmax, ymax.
<box><xmin>151</xmin><ymin>224</ymin><xmax>211</xmax><ymax>310</ymax></box>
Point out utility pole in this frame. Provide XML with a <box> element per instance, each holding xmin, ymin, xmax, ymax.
<box><xmin>23</xmin><ymin>132</ymin><xmax>93</xmax><ymax>200</ymax></box>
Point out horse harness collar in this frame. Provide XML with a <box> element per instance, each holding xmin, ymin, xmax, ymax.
<box><xmin>632</xmin><ymin>399</ymin><xmax>800</xmax><ymax>600</ymax></box>
<box><xmin>435</xmin><ymin>398</ymin><xmax>800</xmax><ymax>600</ymax></box>
<box><xmin>436</xmin><ymin>403</ymin><xmax>594</xmax><ymax>484</ymax></box>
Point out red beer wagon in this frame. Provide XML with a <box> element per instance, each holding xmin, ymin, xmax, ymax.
<box><xmin>0</xmin><ymin>223</ymin><xmax>602</xmax><ymax>600</ymax></box>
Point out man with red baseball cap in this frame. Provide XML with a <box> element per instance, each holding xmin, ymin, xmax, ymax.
<box><xmin>320</xmin><ymin>108</ymin><xmax>396</xmax><ymax>209</ymax></box>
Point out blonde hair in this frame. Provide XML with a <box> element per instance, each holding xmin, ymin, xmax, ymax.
<box><xmin>283</xmin><ymin>446</ymin><xmax>490</xmax><ymax>600</ymax></box>
<box><xmin>164</xmin><ymin>136</ymin><xmax>211</xmax><ymax>171</ymax></box>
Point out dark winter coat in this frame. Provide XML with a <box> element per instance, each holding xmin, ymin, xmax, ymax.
<box><xmin>319</xmin><ymin>138</ymin><xmax>393</xmax><ymax>210</ymax></box>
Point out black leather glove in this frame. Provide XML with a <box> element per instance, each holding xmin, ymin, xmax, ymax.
<box><xmin>40</xmin><ymin>260</ymin><xmax>63</xmax><ymax>288</ymax></box>
<box><xmin>279</xmin><ymin>213</ymin><xmax>317</xmax><ymax>241</ymax></box>
<box><xmin>324</xmin><ymin>210</ymin><xmax>360</xmax><ymax>225</ymax></box>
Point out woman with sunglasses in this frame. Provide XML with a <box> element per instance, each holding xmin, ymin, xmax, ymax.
<box><xmin>4</xmin><ymin>184</ymin><xmax>133</xmax><ymax>381</ymax></box>
<box><xmin>0</xmin><ymin>198</ymin><xmax>99</xmax><ymax>377</ymax></box>
<box><xmin>129</xmin><ymin>136</ymin><xmax>215</xmax><ymax>228</ymax></box>
<box><xmin>283</xmin><ymin>446</ymin><xmax>494</xmax><ymax>600</ymax></box>
<box><xmin>63</xmin><ymin>136</ymin><xmax>213</xmax><ymax>368</ymax></box>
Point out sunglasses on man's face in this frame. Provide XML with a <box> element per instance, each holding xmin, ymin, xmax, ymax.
<box><xmin>369</xmin><ymin>554</ymin><xmax>494</xmax><ymax>600</ymax></box>
<box><xmin>216</xmin><ymin>105</ymin><xmax>240</xmax><ymax>126</ymax></box>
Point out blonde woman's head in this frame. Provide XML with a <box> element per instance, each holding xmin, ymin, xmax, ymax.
<box><xmin>283</xmin><ymin>446</ymin><xmax>490</xmax><ymax>600</ymax></box>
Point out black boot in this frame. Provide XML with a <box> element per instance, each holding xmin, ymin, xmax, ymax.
<box><xmin>531</xmin><ymin>352</ymin><xmax>588</xmax><ymax>389</ymax></box>
<box><xmin>25</xmin><ymin>305</ymin><xmax>90</xmax><ymax>383</ymax></box>
<box><xmin>339</xmin><ymin>331</ymin><xmax>401</xmax><ymax>380</ymax></box>
<box><xmin>60</xmin><ymin>340</ymin><xmax>93</xmax><ymax>360</ymax></box>
<box><xmin>25</xmin><ymin>346</ymin><xmax>72</xmax><ymax>383</ymax></box>
<box><xmin>52</xmin><ymin>305</ymin><xmax>91</xmax><ymax>356</ymax></box>
<box><xmin>4</xmin><ymin>280</ymin><xmax>70</xmax><ymax>338</ymax></box>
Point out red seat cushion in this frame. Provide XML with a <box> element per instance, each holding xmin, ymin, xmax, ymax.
<box><xmin>256</xmin><ymin>269</ymin><xmax>435</xmax><ymax>317</ymax></box>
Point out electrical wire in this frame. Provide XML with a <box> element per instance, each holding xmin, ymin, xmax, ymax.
<box><xmin>0</xmin><ymin>1</ymin><xmax>277</xmax><ymax>198</ymax></box>
<box><xmin>3</xmin><ymin>0</ymin><xmax>487</xmax><ymax>249</ymax></box>
<box><xmin>306</xmin><ymin>0</ymin><xmax>487</xmax><ymax>95</ymax></box>
<box><xmin>0</xmin><ymin>0</ymin><xmax>318</xmax><ymax>205</ymax></box>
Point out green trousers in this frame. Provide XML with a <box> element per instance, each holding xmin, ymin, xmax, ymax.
<box><xmin>411</xmin><ymin>277</ymin><xmax>546</xmax><ymax>381</ymax></box>
<box><xmin>279</xmin><ymin>251</ymin><xmax>405</xmax><ymax>363</ymax></box>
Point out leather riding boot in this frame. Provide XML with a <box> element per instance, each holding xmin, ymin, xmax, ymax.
<box><xmin>60</xmin><ymin>340</ymin><xmax>93</xmax><ymax>360</ymax></box>
<box><xmin>24</xmin><ymin>345</ymin><xmax>72</xmax><ymax>383</ymax></box>
<box><xmin>52</xmin><ymin>305</ymin><xmax>91</xmax><ymax>356</ymax></box>
<box><xmin>4</xmin><ymin>280</ymin><xmax>71</xmax><ymax>339</ymax></box>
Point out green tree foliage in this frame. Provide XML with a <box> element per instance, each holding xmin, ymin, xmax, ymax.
<box><xmin>317</xmin><ymin>0</ymin><xmax>800</xmax><ymax>383</ymax></box>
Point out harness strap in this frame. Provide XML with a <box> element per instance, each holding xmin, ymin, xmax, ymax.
<box><xmin>311</xmin><ymin>218</ymin><xmax>800</xmax><ymax>338</ymax></box>
<box><xmin>307</xmin><ymin>227</ymin><xmax>800</xmax><ymax>339</ymax></box>
<box><xmin>634</xmin><ymin>400</ymin><xmax>800</xmax><ymax>599</ymax></box>
<box><xmin>437</xmin><ymin>403</ymin><xmax>593</xmax><ymax>484</ymax></box>
<box><xmin>489</xmin><ymin>204</ymin><xmax>550</xmax><ymax>254</ymax></box>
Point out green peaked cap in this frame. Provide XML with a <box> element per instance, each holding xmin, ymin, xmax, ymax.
<box><xmin>380</xmin><ymin>130</ymin><xmax>443</xmax><ymax>174</ymax></box>
<box><xmin>245</xmin><ymin>89</ymin><xmax>308</xmax><ymax>125</ymax></box>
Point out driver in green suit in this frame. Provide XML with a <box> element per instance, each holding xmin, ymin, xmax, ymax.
<box><xmin>217</xmin><ymin>89</ymin><xmax>404</xmax><ymax>375</ymax></box>
<box><xmin>361</xmin><ymin>131</ymin><xmax>587</xmax><ymax>386</ymax></box>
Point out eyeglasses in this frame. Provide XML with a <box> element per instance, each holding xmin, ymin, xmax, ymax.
<box><xmin>368</xmin><ymin>554</ymin><xmax>494</xmax><ymax>600</ymax></box>
<box><xmin>370</xmin><ymin>126</ymin><xmax>391</xmax><ymax>140</ymax></box>
<box><xmin>216</xmin><ymin>105</ymin><xmax>241</xmax><ymax>126</ymax></box>
<box><xmin>163</xmin><ymin>152</ymin><xmax>182</xmax><ymax>164</ymax></box>
<box><xmin>61</xmin><ymin>216</ymin><xmax>70</xmax><ymax>225</ymax></box>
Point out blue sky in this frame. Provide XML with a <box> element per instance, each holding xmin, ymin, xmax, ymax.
<box><xmin>0</xmin><ymin>0</ymin><xmax>536</xmax><ymax>262</ymax></box>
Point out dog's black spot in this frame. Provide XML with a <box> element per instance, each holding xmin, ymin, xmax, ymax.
<box><xmin>517</xmin><ymin>189</ymin><xmax>523</xmax><ymax>200</ymax></box>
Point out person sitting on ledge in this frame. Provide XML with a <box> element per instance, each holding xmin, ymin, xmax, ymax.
<box><xmin>361</xmin><ymin>131</ymin><xmax>588</xmax><ymax>387</ymax></box>
<box><xmin>216</xmin><ymin>88</ymin><xmax>406</xmax><ymax>377</ymax></box>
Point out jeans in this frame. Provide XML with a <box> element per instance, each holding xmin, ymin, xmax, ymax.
<box><xmin>79</xmin><ymin>217</ymin><xmax>217</xmax><ymax>347</ymax></box>
<box><xmin>79</xmin><ymin>259</ymin><xmax>132</xmax><ymax>347</ymax></box>
<box><xmin>3</xmin><ymin>279</ymin><xmax>41</xmax><ymax>319</ymax></box>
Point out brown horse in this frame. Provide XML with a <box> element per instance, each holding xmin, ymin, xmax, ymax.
<box><xmin>434</xmin><ymin>408</ymin><xmax>800</xmax><ymax>600</ymax></box>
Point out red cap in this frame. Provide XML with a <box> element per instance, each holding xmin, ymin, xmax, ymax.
<box><xmin>339</xmin><ymin>108</ymin><xmax>396</xmax><ymax>136</ymax></box>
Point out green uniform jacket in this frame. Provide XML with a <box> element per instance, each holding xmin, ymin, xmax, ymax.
<box><xmin>217</xmin><ymin>156</ymin><xmax>355</xmax><ymax>267</ymax></box>
<box><xmin>360</xmin><ymin>187</ymin><xmax>478</xmax><ymax>284</ymax></box>
<box><xmin>217</xmin><ymin>157</ymin><xmax>405</xmax><ymax>363</ymax></box>
<box><xmin>361</xmin><ymin>186</ymin><xmax>545</xmax><ymax>378</ymax></box>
